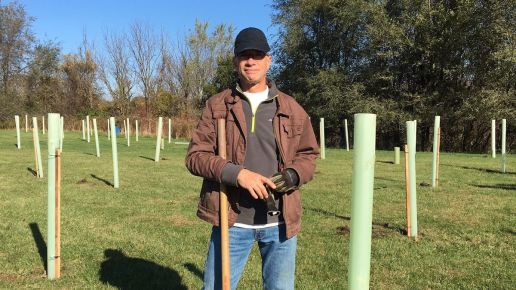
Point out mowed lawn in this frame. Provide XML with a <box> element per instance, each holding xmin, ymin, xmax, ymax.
<box><xmin>0</xmin><ymin>128</ymin><xmax>514</xmax><ymax>289</ymax></box>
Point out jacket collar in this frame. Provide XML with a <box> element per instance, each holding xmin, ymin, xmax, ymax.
<box><xmin>227</xmin><ymin>79</ymin><xmax>291</xmax><ymax>118</ymax></box>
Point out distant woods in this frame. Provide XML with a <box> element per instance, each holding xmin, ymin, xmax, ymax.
<box><xmin>0</xmin><ymin>1</ymin><xmax>514</xmax><ymax>152</ymax></box>
<box><xmin>272</xmin><ymin>0</ymin><xmax>514</xmax><ymax>152</ymax></box>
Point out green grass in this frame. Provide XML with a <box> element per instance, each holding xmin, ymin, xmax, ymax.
<box><xmin>0</xmin><ymin>129</ymin><xmax>514</xmax><ymax>289</ymax></box>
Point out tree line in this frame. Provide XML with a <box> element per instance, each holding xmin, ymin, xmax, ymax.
<box><xmin>0</xmin><ymin>0</ymin><xmax>514</xmax><ymax>151</ymax></box>
<box><xmin>272</xmin><ymin>0</ymin><xmax>514</xmax><ymax>152</ymax></box>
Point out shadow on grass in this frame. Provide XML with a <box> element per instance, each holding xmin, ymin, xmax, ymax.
<box><xmin>139</xmin><ymin>155</ymin><xmax>155</xmax><ymax>161</ymax></box>
<box><xmin>305</xmin><ymin>207</ymin><xmax>407</xmax><ymax>236</ymax></box>
<box><xmin>471</xmin><ymin>183</ymin><xmax>516</xmax><ymax>190</ymax></box>
<box><xmin>27</xmin><ymin>167</ymin><xmax>37</xmax><ymax>176</ymax></box>
<box><xmin>99</xmin><ymin>249</ymin><xmax>187</xmax><ymax>290</ymax></box>
<box><xmin>442</xmin><ymin>163</ymin><xmax>515</xmax><ymax>175</ymax></box>
<box><xmin>183</xmin><ymin>263</ymin><xmax>203</xmax><ymax>280</ymax></box>
<box><xmin>376</xmin><ymin>160</ymin><xmax>394</xmax><ymax>164</ymax></box>
<box><xmin>501</xmin><ymin>228</ymin><xmax>516</xmax><ymax>235</ymax></box>
<box><xmin>84</xmin><ymin>152</ymin><xmax>97</xmax><ymax>156</ymax></box>
<box><xmin>374</xmin><ymin>176</ymin><xmax>397</xmax><ymax>182</ymax></box>
<box><xmin>28</xmin><ymin>223</ymin><xmax>47</xmax><ymax>273</ymax></box>
<box><xmin>304</xmin><ymin>207</ymin><xmax>350</xmax><ymax>220</ymax></box>
<box><xmin>91</xmin><ymin>174</ymin><xmax>114</xmax><ymax>187</ymax></box>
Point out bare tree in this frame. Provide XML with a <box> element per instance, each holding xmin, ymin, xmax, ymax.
<box><xmin>170</xmin><ymin>20</ymin><xmax>233</xmax><ymax>115</ymax></box>
<box><xmin>98</xmin><ymin>30</ymin><xmax>133</xmax><ymax>116</ymax></box>
<box><xmin>128</xmin><ymin>22</ymin><xmax>160</xmax><ymax>120</ymax></box>
<box><xmin>61</xmin><ymin>34</ymin><xmax>100</xmax><ymax>115</ymax></box>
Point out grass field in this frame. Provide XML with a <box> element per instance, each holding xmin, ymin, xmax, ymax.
<box><xmin>0</xmin><ymin>128</ymin><xmax>514</xmax><ymax>289</ymax></box>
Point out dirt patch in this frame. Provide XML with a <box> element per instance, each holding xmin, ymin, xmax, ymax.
<box><xmin>336</xmin><ymin>223</ymin><xmax>410</xmax><ymax>238</ymax></box>
<box><xmin>336</xmin><ymin>225</ymin><xmax>350</xmax><ymax>235</ymax></box>
<box><xmin>0</xmin><ymin>273</ymin><xmax>22</xmax><ymax>282</ymax></box>
<box><xmin>169</xmin><ymin>215</ymin><xmax>197</xmax><ymax>226</ymax></box>
<box><xmin>76</xmin><ymin>178</ymin><xmax>88</xmax><ymax>184</ymax></box>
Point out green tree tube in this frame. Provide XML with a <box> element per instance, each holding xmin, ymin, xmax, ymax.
<box><xmin>347</xmin><ymin>113</ymin><xmax>376</xmax><ymax>290</ymax></box>
<box><xmin>15</xmin><ymin>115</ymin><xmax>21</xmax><ymax>149</ymax></box>
<box><xmin>320</xmin><ymin>118</ymin><xmax>325</xmax><ymax>159</ymax></box>
<box><xmin>491</xmin><ymin>119</ymin><xmax>496</xmax><ymax>158</ymax></box>
<box><xmin>432</xmin><ymin>116</ymin><xmax>440</xmax><ymax>187</ymax></box>
<box><xmin>42</xmin><ymin>116</ymin><xmax>46</xmax><ymax>135</ymax></box>
<box><xmin>155</xmin><ymin>117</ymin><xmax>163</xmax><ymax>162</ymax></box>
<box><xmin>394</xmin><ymin>147</ymin><xmax>400</xmax><ymax>165</ymax></box>
<box><xmin>25</xmin><ymin>114</ymin><xmax>28</xmax><ymax>132</ymax></box>
<box><xmin>168</xmin><ymin>118</ymin><xmax>172</xmax><ymax>143</ymax></box>
<box><xmin>110</xmin><ymin>117</ymin><xmax>119</xmax><ymax>188</ymax></box>
<box><xmin>135</xmin><ymin>120</ymin><xmax>139</xmax><ymax>142</ymax></box>
<box><xmin>345</xmin><ymin>119</ymin><xmax>349</xmax><ymax>151</ymax></box>
<box><xmin>501</xmin><ymin>119</ymin><xmax>506</xmax><ymax>173</ymax></box>
<box><xmin>126</xmin><ymin>118</ymin><xmax>130</xmax><ymax>146</ymax></box>
<box><xmin>93</xmin><ymin>119</ymin><xmax>100</xmax><ymax>157</ymax></box>
<box><xmin>47</xmin><ymin>113</ymin><xmax>60</xmax><ymax>280</ymax></box>
<box><xmin>406</xmin><ymin>121</ymin><xmax>418</xmax><ymax>237</ymax></box>
<box><xmin>59</xmin><ymin>116</ymin><xmax>64</xmax><ymax>150</ymax></box>
<box><xmin>86</xmin><ymin>115</ymin><xmax>91</xmax><ymax>143</ymax></box>
<box><xmin>82</xmin><ymin>120</ymin><xmax>86</xmax><ymax>140</ymax></box>
<box><xmin>33</xmin><ymin>117</ymin><xmax>44</xmax><ymax>178</ymax></box>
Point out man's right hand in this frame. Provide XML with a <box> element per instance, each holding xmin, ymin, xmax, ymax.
<box><xmin>236</xmin><ymin>169</ymin><xmax>276</xmax><ymax>200</ymax></box>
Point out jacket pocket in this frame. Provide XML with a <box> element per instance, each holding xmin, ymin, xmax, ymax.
<box><xmin>282</xmin><ymin>119</ymin><xmax>303</xmax><ymax>138</ymax></box>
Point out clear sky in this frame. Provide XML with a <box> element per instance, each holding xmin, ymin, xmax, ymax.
<box><xmin>11</xmin><ymin>0</ymin><xmax>277</xmax><ymax>54</ymax></box>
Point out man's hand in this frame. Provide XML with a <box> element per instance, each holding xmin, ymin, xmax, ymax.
<box><xmin>237</xmin><ymin>169</ymin><xmax>277</xmax><ymax>199</ymax></box>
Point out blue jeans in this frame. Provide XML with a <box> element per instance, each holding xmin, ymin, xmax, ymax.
<box><xmin>202</xmin><ymin>224</ymin><xmax>297</xmax><ymax>290</ymax></box>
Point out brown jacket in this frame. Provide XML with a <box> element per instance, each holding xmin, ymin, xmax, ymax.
<box><xmin>185</xmin><ymin>84</ymin><xmax>319</xmax><ymax>238</ymax></box>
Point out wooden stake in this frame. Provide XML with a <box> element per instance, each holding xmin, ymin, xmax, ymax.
<box><xmin>404</xmin><ymin>144</ymin><xmax>411</xmax><ymax>237</ymax></box>
<box><xmin>55</xmin><ymin>149</ymin><xmax>61</xmax><ymax>279</ymax></box>
<box><xmin>217</xmin><ymin>118</ymin><xmax>230</xmax><ymax>290</ymax></box>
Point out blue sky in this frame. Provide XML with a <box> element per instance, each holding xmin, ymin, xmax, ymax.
<box><xmin>11</xmin><ymin>0</ymin><xmax>277</xmax><ymax>54</ymax></box>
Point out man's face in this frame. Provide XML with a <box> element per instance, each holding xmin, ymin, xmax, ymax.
<box><xmin>234</xmin><ymin>50</ymin><xmax>272</xmax><ymax>87</ymax></box>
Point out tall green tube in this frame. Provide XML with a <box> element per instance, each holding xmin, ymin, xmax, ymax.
<box><xmin>320</xmin><ymin>118</ymin><xmax>325</xmax><ymax>159</ymax></box>
<box><xmin>82</xmin><ymin>120</ymin><xmax>86</xmax><ymax>140</ymax></box>
<box><xmin>345</xmin><ymin>119</ymin><xmax>349</xmax><ymax>151</ymax></box>
<box><xmin>432</xmin><ymin>116</ymin><xmax>440</xmax><ymax>187</ymax></box>
<box><xmin>59</xmin><ymin>116</ymin><xmax>64</xmax><ymax>150</ymax></box>
<box><xmin>93</xmin><ymin>119</ymin><xmax>100</xmax><ymax>157</ymax></box>
<box><xmin>135</xmin><ymin>120</ymin><xmax>139</xmax><ymax>142</ymax></box>
<box><xmin>491</xmin><ymin>120</ymin><xmax>496</xmax><ymax>158</ymax></box>
<box><xmin>126</xmin><ymin>118</ymin><xmax>130</xmax><ymax>146</ymax></box>
<box><xmin>168</xmin><ymin>118</ymin><xmax>171</xmax><ymax>143</ymax></box>
<box><xmin>406</xmin><ymin>121</ymin><xmax>418</xmax><ymax>237</ymax></box>
<box><xmin>501</xmin><ymin>119</ymin><xmax>506</xmax><ymax>173</ymax></box>
<box><xmin>47</xmin><ymin>113</ymin><xmax>60</xmax><ymax>280</ymax></box>
<box><xmin>86</xmin><ymin>115</ymin><xmax>91</xmax><ymax>143</ymax></box>
<box><xmin>110</xmin><ymin>117</ymin><xmax>119</xmax><ymax>188</ymax></box>
<box><xmin>33</xmin><ymin>117</ymin><xmax>43</xmax><ymax>178</ymax></box>
<box><xmin>25</xmin><ymin>114</ymin><xmax>28</xmax><ymax>132</ymax></box>
<box><xmin>15</xmin><ymin>115</ymin><xmax>21</xmax><ymax>149</ymax></box>
<box><xmin>347</xmin><ymin>113</ymin><xmax>376</xmax><ymax>290</ymax></box>
<box><xmin>155</xmin><ymin>117</ymin><xmax>163</xmax><ymax>162</ymax></box>
<box><xmin>394</xmin><ymin>147</ymin><xmax>400</xmax><ymax>165</ymax></box>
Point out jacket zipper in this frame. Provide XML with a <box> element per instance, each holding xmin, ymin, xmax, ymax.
<box><xmin>273</xmin><ymin>114</ymin><xmax>286</xmax><ymax>170</ymax></box>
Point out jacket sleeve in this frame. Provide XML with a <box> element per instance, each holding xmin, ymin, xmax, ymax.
<box><xmin>185</xmin><ymin>100</ymin><xmax>229</xmax><ymax>183</ymax></box>
<box><xmin>287</xmin><ymin>115</ymin><xmax>320</xmax><ymax>186</ymax></box>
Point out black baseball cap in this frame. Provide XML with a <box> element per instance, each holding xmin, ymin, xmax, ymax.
<box><xmin>234</xmin><ymin>27</ymin><xmax>270</xmax><ymax>55</ymax></box>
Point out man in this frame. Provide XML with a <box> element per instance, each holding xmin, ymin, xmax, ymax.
<box><xmin>186</xmin><ymin>27</ymin><xmax>319</xmax><ymax>290</ymax></box>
